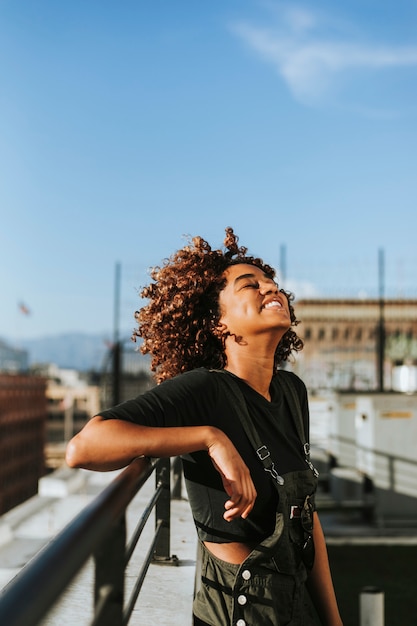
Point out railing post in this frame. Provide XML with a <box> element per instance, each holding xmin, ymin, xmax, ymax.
<box><xmin>153</xmin><ymin>458</ymin><xmax>178</xmax><ymax>565</ymax></box>
<box><xmin>93</xmin><ymin>514</ymin><xmax>126</xmax><ymax>626</ymax></box>
<box><xmin>360</xmin><ymin>586</ymin><xmax>384</xmax><ymax>626</ymax></box>
<box><xmin>154</xmin><ymin>458</ymin><xmax>171</xmax><ymax>560</ymax></box>
<box><xmin>171</xmin><ymin>455</ymin><xmax>183</xmax><ymax>500</ymax></box>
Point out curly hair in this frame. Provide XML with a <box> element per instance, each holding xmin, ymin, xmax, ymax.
<box><xmin>133</xmin><ymin>227</ymin><xmax>303</xmax><ymax>383</ymax></box>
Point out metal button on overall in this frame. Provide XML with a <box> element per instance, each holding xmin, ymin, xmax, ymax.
<box><xmin>238</xmin><ymin>594</ymin><xmax>247</xmax><ymax>605</ymax></box>
<box><xmin>236</xmin><ymin>620</ymin><xmax>246</xmax><ymax>626</ymax></box>
<box><xmin>241</xmin><ymin>569</ymin><xmax>251</xmax><ymax>580</ymax></box>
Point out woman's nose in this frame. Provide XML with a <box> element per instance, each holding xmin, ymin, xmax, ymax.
<box><xmin>259</xmin><ymin>282</ymin><xmax>278</xmax><ymax>295</ymax></box>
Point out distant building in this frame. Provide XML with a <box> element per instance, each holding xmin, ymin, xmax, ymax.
<box><xmin>45</xmin><ymin>367</ymin><xmax>100</xmax><ymax>441</ymax></box>
<box><xmin>31</xmin><ymin>364</ymin><xmax>101</xmax><ymax>469</ymax></box>
<box><xmin>292</xmin><ymin>298</ymin><xmax>417</xmax><ymax>391</ymax></box>
<box><xmin>0</xmin><ymin>374</ymin><xmax>47</xmax><ymax>515</ymax></box>
<box><xmin>0</xmin><ymin>340</ymin><xmax>29</xmax><ymax>373</ymax></box>
<box><xmin>99</xmin><ymin>343</ymin><xmax>155</xmax><ymax>408</ymax></box>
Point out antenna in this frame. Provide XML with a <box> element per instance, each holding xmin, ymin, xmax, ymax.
<box><xmin>377</xmin><ymin>248</ymin><xmax>385</xmax><ymax>391</ymax></box>
<box><xmin>113</xmin><ymin>261</ymin><xmax>121</xmax><ymax>345</ymax></box>
<box><xmin>112</xmin><ymin>262</ymin><xmax>122</xmax><ymax>405</ymax></box>
<box><xmin>280</xmin><ymin>244</ymin><xmax>287</xmax><ymax>284</ymax></box>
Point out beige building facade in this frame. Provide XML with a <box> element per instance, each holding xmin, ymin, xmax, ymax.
<box><xmin>291</xmin><ymin>299</ymin><xmax>417</xmax><ymax>391</ymax></box>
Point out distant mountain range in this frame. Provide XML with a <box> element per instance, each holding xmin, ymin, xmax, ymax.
<box><xmin>14</xmin><ymin>332</ymin><xmax>148</xmax><ymax>372</ymax></box>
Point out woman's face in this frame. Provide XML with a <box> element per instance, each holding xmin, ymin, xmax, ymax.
<box><xmin>217</xmin><ymin>263</ymin><xmax>291</xmax><ymax>339</ymax></box>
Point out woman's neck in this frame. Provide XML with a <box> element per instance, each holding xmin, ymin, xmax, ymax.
<box><xmin>224</xmin><ymin>351</ymin><xmax>274</xmax><ymax>401</ymax></box>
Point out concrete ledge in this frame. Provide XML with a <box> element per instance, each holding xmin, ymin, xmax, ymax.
<box><xmin>38</xmin><ymin>467</ymin><xmax>87</xmax><ymax>497</ymax></box>
<box><xmin>0</xmin><ymin>523</ymin><xmax>13</xmax><ymax>548</ymax></box>
<box><xmin>0</xmin><ymin>493</ymin><xmax>56</xmax><ymax>547</ymax></box>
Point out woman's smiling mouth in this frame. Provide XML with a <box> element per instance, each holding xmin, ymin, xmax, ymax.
<box><xmin>263</xmin><ymin>299</ymin><xmax>283</xmax><ymax>310</ymax></box>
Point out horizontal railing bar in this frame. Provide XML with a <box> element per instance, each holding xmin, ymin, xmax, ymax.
<box><xmin>0</xmin><ymin>457</ymin><xmax>156</xmax><ymax>626</ymax></box>
<box><xmin>122</xmin><ymin>519</ymin><xmax>165</xmax><ymax>626</ymax></box>
<box><xmin>329</xmin><ymin>435</ymin><xmax>417</xmax><ymax>467</ymax></box>
<box><xmin>125</xmin><ymin>481</ymin><xmax>164</xmax><ymax>564</ymax></box>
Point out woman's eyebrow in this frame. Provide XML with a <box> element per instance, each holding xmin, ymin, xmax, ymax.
<box><xmin>233</xmin><ymin>272</ymin><xmax>274</xmax><ymax>287</ymax></box>
<box><xmin>233</xmin><ymin>273</ymin><xmax>257</xmax><ymax>286</ymax></box>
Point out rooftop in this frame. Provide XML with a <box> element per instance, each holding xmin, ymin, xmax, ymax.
<box><xmin>0</xmin><ymin>466</ymin><xmax>197</xmax><ymax>625</ymax></box>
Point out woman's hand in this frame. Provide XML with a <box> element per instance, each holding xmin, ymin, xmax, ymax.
<box><xmin>206</xmin><ymin>429</ymin><xmax>257</xmax><ymax>521</ymax></box>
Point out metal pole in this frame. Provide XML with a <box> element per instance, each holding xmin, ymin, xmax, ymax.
<box><xmin>280</xmin><ymin>244</ymin><xmax>287</xmax><ymax>284</ymax></box>
<box><xmin>114</xmin><ymin>262</ymin><xmax>121</xmax><ymax>346</ymax></box>
<box><xmin>171</xmin><ymin>456</ymin><xmax>183</xmax><ymax>500</ymax></box>
<box><xmin>112</xmin><ymin>262</ymin><xmax>122</xmax><ymax>406</ymax></box>
<box><xmin>360</xmin><ymin>586</ymin><xmax>384</xmax><ymax>626</ymax></box>
<box><xmin>377</xmin><ymin>248</ymin><xmax>385</xmax><ymax>391</ymax></box>
<box><xmin>93</xmin><ymin>515</ymin><xmax>126</xmax><ymax>626</ymax></box>
<box><xmin>153</xmin><ymin>458</ymin><xmax>171</xmax><ymax>561</ymax></box>
<box><xmin>112</xmin><ymin>342</ymin><xmax>121</xmax><ymax>407</ymax></box>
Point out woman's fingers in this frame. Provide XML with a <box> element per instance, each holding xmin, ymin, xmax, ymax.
<box><xmin>207</xmin><ymin>434</ymin><xmax>257</xmax><ymax>521</ymax></box>
<box><xmin>227</xmin><ymin>477</ymin><xmax>257</xmax><ymax>520</ymax></box>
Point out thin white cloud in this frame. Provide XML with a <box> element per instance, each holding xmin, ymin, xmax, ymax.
<box><xmin>231</xmin><ymin>6</ymin><xmax>417</xmax><ymax>105</ymax></box>
<box><xmin>284</xmin><ymin>6</ymin><xmax>317</xmax><ymax>35</ymax></box>
<box><xmin>285</xmin><ymin>278</ymin><xmax>320</xmax><ymax>299</ymax></box>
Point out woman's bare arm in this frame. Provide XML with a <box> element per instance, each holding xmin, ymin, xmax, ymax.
<box><xmin>306</xmin><ymin>513</ymin><xmax>344</xmax><ymax>626</ymax></box>
<box><xmin>65</xmin><ymin>416</ymin><xmax>257</xmax><ymax>521</ymax></box>
<box><xmin>66</xmin><ymin>415</ymin><xmax>216</xmax><ymax>470</ymax></box>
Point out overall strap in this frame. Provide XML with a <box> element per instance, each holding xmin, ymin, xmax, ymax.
<box><xmin>211</xmin><ymin>370</ymin><xmax>285</xmax><ymax>488</ymax></box>
<box><xmin>275</xmin><ymin>371</ymin><xmax>319</xmax><ymax>478</ymax></box>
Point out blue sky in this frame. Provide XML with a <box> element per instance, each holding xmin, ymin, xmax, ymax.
<box><xmin>1</xmin><ymin>0</ymin><xmax>417</xmax><ymax>341</ymax></box>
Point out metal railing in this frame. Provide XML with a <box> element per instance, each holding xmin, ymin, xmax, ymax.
<box><xmin>0</xmin><ymin>456</ymin><xmax>179</xmax><ymax>626</ymax></box>
<box><xmin>330</xmin><ymin>435</ymin><xmax>417</xmax><ymax>495</ymax></box>
<box><xmin>322</xmin><ymin>434</ymin><xmax>417</xmax><ymax>532</ymax></box>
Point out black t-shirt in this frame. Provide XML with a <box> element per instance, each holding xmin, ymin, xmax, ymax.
<box><xmin>100</xmin><ymin>368</ymin><xmax>310</xmax><ymax>543</ymax></box>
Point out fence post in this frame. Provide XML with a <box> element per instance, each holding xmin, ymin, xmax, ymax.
<box><xmin>153</xmin><ymin>458</ymin><xmax>171</xmax><ymax>561</ymax></box>
<box><xmin>171</xmin><ymin>456</ymin><xmax>183</xmax><ymax>500</ymax></box>
<box><xmin>93</xmin><ymin>514</ymin><xmax>126</xmax><ymax>626</ymax></box>
<box><xmin>360</xmin><ymin>587</ymin><xmax>384</xmax><ymax>626</ymax></box>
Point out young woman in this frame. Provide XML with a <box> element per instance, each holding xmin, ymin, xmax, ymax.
<box><xmin>66</xmin><ymin>228</ymin><xmax>343</xmax><ymax>626</ymax></box>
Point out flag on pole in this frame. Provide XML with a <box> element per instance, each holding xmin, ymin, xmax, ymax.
<box><xmin>18</xmin><ymin>302</ymin><xmax>31</xmax><ymax>316</ymax></box>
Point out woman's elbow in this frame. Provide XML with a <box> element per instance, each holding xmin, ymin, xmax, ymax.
<box><xmin>65</xmin><ymin>416</ymin><xmax>108</xmax><ymax>469</ymax></box>
<box><xmin>65</xmin><ymin>420</ymin><xmax>96</xmax><ymax>467</ymax></box>
<box><xmin>65</xmin><ymin>436</ymin><xmax>84</xmax><ymax>468</ymax></box>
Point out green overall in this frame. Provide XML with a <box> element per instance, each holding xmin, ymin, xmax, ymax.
<box><xmin>193</xmin><ymin>371</ymin><xmax>319</xmax><ymax>625</ymax></box>
<box><xmin>193</xmin><ymin>468</ymin><xmax>318</xmax><ymax>626</ymax></box>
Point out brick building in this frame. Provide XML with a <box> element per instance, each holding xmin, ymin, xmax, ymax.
<box><xmin>291</xmin><ymin>299</ymin><xmax>417</xmax><ymax>391</ymax></box>
<box><xmin>0</xmin><ymin>374</ymin><xmax>47</xmax><ymax>514</ymax></box>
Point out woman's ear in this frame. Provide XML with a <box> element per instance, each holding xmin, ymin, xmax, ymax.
<box><xmin>211</xmin><ymin>318</ymin><xmax>227</xmax><ymax>339</ymax></box>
